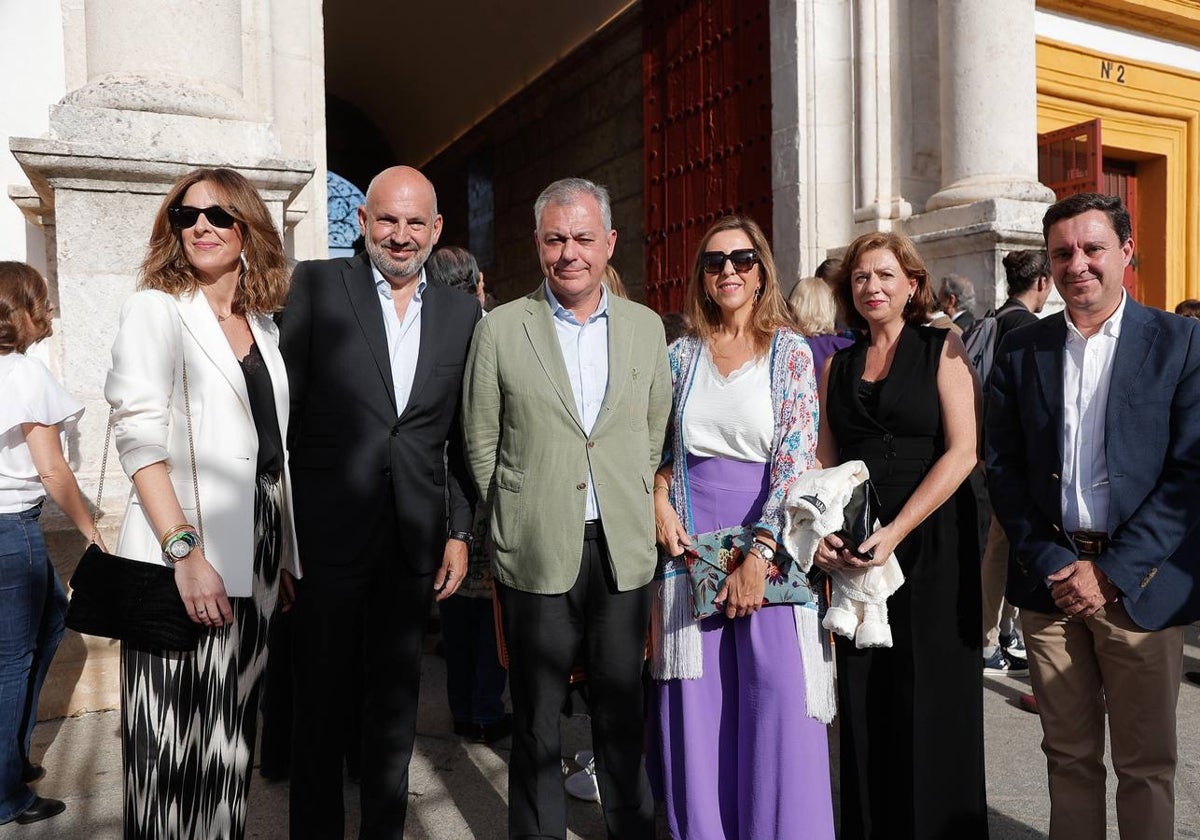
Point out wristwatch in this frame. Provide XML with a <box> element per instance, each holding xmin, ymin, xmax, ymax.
<box><xmin>750</xmin><ymin>540</ymin><xmax>775</xmax><ymax>562</ymax></box>
<box><xmin>163</xmin><ymin>530</ymin><xmax>198</xmax><ymax>563</ymax></box>
<box><xmin>448</xmin><ymin>529</ymin><xmax>474</xmax><ymax>547</ymax></box>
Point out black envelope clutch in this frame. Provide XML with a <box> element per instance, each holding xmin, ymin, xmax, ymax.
<box><xmin>66</xmin><ymin>545</ymin><xmax>200</xmax><ymax>651</ymax></box>
<box><xmin>835</xmin><ymin>479</ymin><xmax>880</xmax><ymax>561</ymax></box>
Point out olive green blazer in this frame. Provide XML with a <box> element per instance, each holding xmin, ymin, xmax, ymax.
<box><xmin>462</xmin><ymin>285</ymin><xmax>672</xmax><ymax>594</ymax></box>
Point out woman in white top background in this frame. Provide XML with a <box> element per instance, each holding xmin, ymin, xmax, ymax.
<box><xmin>650</xmin><ymin>217</ymin><xmax>834</xmax><ymax>840</ymax></box>
<box><xmin>0</xmin><ymin>261</ymin><xmax>99</xmax><ymax>826</ymax></box>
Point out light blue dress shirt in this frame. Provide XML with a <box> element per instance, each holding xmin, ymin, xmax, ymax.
<box><xmin>373</xmin><ymin>263</ymin><xmax>426</xmax><ymax>415</ymax></box>
<box><xmin>544</xmin><ymin>280</ymin><xmax>609</xmax><ymax>521</ymax></box>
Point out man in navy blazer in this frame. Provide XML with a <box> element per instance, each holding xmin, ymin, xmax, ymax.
<box><xmin>986</xmin><ymin>192</ymin><xmax>1200</xmax><ymax>840</ymax></box>
<box><xmin>280</xmin><ymin>166</ymin><xmax>480</xmax><ymax>839</ymax></box>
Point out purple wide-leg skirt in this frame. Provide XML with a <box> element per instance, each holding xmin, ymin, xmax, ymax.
<box><xmin>655</xmin><ymin>456</ymin><xmax>834</xmax><ymax>840</ymax></box>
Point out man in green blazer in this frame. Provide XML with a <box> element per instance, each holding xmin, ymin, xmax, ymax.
<box><xmin>463</xmin><ymin>177</ymin><xmax>671</xmax><ymax>840</ymax></box>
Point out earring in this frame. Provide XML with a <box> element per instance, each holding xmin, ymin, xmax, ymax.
<box><xmin>755</xmin><ymin>285</ymin><xmax>764</xmax><ymax>300</ymax></box>
<box><xmin>239</xmin><ymin>250</ymin><xmax>249</xmax><ymax>271</ymax></box>
<box><xmin>906</xmin><ymin>293</ymin><xmax>913</xmax><ymax>305</ymax></box>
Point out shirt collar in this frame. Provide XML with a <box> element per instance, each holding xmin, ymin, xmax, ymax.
<box><xmin>372</xmin><ymin>262</ymin><xmax>427</xmax><ymax>302</ymax></box>
<box><xmin>544</xmin><ymin>279</ymin><xmax>609</xmax><ymax>325</ymax></box>
<box><xmin>1065</xmin><ymin>289</ymin><xmax>1126</xmax><ymax>343</ymax></box>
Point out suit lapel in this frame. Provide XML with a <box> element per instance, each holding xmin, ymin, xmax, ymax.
<box><xmin>175</xmin><ymin>292</ymin><xmax>252</xmax><ymax>419</ymax></box>
<box><xmin>594</xmin><ymin>297</ymin><xmax>633</xmax><ymax>428</ymax></box>
<box><xmin>1107</xmin><ymin>300</ymin><xmax>1157</xmax><ymax>409</ymax></box>
<box><xmin>1033</xmin><ymin>315</ymin><xmax>1067</xmax><ymax>463</ymax></box>
<box><xmin>1105</xmin><ymin>300</ymin><xmax>1157</xmax><ymax>529</ymax></box>
<box><xmin>342</xmin><ymin>255</ymin><xmax>398</xmax><ymax>415</ymax></box>
<box><xmin>523</xmin><ymin>288</ymin><xmax>584</xmax><ymax>429</ymax></box>
<box><xmin>399</xmin><ymin>285</ymin><xmax>439</xmax><ymax>421</ymax></box>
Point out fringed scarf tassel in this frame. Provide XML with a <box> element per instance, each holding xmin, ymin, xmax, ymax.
<box><xmin>651</xmin><ymin>559</ymin><xmax>704</xmax><ymax>680</ymax></box>
<box><xmin>795</xmin><ymin>603</ymin><xmax>837</xmax><ymax>724</ymax></box>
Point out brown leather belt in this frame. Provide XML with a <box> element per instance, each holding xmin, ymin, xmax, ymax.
<box><xmin>1070</xmin><ymin>530</ymin><xmax>1110</xmax><ymax>556</ymax></box>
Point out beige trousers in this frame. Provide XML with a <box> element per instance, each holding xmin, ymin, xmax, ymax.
<box><xmin>1023</xmin><ymin>603</ymin><xmax>1184</xmax><ymax>840</ymax></box>
<box><xmin>981</xmin><ymin>514</ymin><xmax>1019</xmax><ymax>648</ymax></box>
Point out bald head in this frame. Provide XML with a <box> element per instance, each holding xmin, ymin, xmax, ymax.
<box><xmin>366</xmin><ymin>166</ymin><xmax>439</xmax><ymax>217</ymax></box>
<box><xmin>359</xmin><ymin>166</ymin><xmax>443</xmax><ymax>283</ymax></box>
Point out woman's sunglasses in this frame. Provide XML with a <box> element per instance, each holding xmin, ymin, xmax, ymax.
<box><xmin>701</xmin><ymin>249</ymin><xmax>759</xmax><ymax>275</ymax></box>
<box><xmin>168</xmin><ymin>205</ymin><xmax>238</xmax><ymax>230</ymax></box>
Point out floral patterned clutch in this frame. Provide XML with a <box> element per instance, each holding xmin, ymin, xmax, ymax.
<box><xmin>683</xmin><ymin>525</ymin><xmax>816</xmax><ymax>619</ymax></box>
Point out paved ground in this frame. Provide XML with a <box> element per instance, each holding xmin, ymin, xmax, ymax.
<box><xmin>3</xmin><ymin>624</ymin><xmax>1198</xmax><ymax>839</ymax></box>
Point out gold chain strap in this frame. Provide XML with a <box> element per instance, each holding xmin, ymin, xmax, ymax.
<box><xmin>91</xmin><ymin>351</ymin><xmax>204</xmax><ymax>549</ymax></box>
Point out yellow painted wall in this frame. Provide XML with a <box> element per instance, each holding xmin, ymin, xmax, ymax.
<box><xmin>1036</xmin><ymin>12</ymin><xmax>1200</xmax><ymax>307</ymax></box>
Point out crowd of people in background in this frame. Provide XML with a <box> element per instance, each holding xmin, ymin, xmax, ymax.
<box><xmin>0</xmin><ymin>165</ymin><xmax>1197</xmax><ymax>840</ymax></box>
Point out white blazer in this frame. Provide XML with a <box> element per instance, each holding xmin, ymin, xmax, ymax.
<box><xmin>105</xmin><ymin>289</ymin><xmax>300</xmax><ymax>597</ymax></box>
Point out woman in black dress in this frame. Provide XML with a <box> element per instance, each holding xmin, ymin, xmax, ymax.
<box><xmin>815</xmin><ymin>231</ymin><xmax>986</xmax><ymax>839</ymax></box>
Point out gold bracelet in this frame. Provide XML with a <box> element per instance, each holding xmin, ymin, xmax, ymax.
<box><xmin>159</xmin><ymin>523</ymin><xmax>194</xmax><ymax>544</ymax></box>
<box><xmin>653</xmin><ymin>484</ymin><xmax>670</xmax><ymax>494</ymax></box>
<box><xmin>159</xmin><ymin>523</ymin><xmax>198</xmax><ymax>553</ymax></box>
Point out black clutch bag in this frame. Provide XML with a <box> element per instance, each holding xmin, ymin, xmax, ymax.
<box><xmin>835</xmin><ymin>479</ymin><xmax>880</xmax><ymax>560</ymax></box>
<box><xmin>66</xmin><ymin>545</ymin><xmax>200</xmax><ymax>650</ymax></box>
<box><xmin>65</xmin><ymin>355</ymin><xmax>202</xmax><ymax>651</ymax></box>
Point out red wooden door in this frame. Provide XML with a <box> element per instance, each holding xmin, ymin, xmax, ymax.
<box><xmin>643</xmin><ymin>0</ymin><xmax>774</xmax><ymax>314</ymax></box>
<box><xmin>1102</xmin><ymin>159</ymin><xmax>1139</xmax><ymax>300</ymax></box>
<box><xmin>1038</xmin><ymin>118</ymin><xmax>1103</xmax><ymax>199</ymax></box>
<box><xmin>1037</xmin><ymin>119</ymin><xmax>1140</xmax><ymax>301</ymax></box>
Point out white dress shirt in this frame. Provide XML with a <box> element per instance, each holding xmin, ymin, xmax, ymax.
<box><xmin>545</xmin><ymin>281</ymin><xmax>609</xmax><ymax>521</ymax></box>
<box><xmin>373</xmin><ymin>264</ymin><xmax>426</xmax><ymax>415</ymax></box>
<box><xmin>1061</xmin><ymin>292</ymin><xmax>1127</xmax><ymax>533</ymax></box>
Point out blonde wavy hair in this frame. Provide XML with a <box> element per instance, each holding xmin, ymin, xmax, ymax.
<box><xmin>683</xmin><ymin>215</ymin><xmax>797</xmax><ymax>354</ymax></box>
<box><xmin>788</xmin><ymin>277</ymin><xmax>839</xmax><ymax>337</ymax></box>
<box><xmin>140</xmin><ymin>168</ymin><xmax>290</xmax><ymax>314</ymax></box>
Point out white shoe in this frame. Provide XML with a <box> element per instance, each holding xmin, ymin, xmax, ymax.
<box><xmin>565</xmin><ymin>751</ymin><xmax>601</xmax><ymax>803</ymax></box>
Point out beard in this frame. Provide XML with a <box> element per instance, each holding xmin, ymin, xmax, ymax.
<box><xmin>366</xmin><ymin>235</ymin><xmax>432</xmax><ymax>281</ymax></box>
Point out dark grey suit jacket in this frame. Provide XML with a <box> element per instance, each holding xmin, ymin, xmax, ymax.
<box><xmin>279</xmin><ymin>251</ymin><xmax>480</xmax><ymax>572</ymax></box>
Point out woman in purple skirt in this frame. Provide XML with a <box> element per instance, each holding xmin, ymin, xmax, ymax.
<box><xmin>651</xmin><ymin>216</ymin><xmax>835</xmax><ymax>840</ymax></box>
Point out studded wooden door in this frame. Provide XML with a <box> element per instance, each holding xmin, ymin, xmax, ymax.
<box><xmin>643</xmin><ymin>0</ymin><xmax>774</xmax><ymax>314</ymax></box>
<box><xmin>1038</xmin><ymin>118</ymin><xmax>1141</xmax><ymax>301</ymax></box>
<box><xmin>1038</xmin><ymin>119</ymin><xmax>1102</xmax><ymax>199</ymax></box>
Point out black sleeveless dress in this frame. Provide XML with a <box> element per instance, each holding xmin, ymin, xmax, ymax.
<box><xmin>825</xmin><ymin>324</ymin><xmax>987</xmax><ymax>839</ymax></box>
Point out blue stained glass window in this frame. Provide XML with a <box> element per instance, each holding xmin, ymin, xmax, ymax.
<box><xmin>327</xmin><ymin>171</ymin><xmax>365</xmax><ymax>257</ymax></box>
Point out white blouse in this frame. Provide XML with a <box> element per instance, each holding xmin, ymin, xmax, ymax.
<box><xmin>680</xmin><ymin>346</ymin><xmax>773</xmax><ymax>463</ymax></box>
<box><xmin>0</xmin><ymin>352</ymin><xmax>84</xmax><ymax>512</ymax></box>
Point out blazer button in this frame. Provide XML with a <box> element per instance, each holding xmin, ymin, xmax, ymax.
<box><xmin>383</xmin><ymin>467</ymin><xmax>391</xmax><ymax>476</ymax></box>
<box><xmin>577</xmin><ymin>482</ymin><xmax>587</xmax><ymax>491</ymax></box>
<box><xmin>587</xmin><ymin>440</ymin><xmax>595</xmax><ymax>449</ymax></box>
<box><xmin>1050</xmin><ymin>473</ymin><xmax>1060</xmax><ymax>481</ymax></box>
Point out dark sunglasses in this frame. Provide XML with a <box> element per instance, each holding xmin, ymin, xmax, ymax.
<box><xmin>701</xmin><ymin>249</ymin><xmax>759</xmax><ymax>275</ymax></box>
<box><xmin>167</xmin><ymin>204</ymin><xmax>238</xmax><ymax>230</ymax></box>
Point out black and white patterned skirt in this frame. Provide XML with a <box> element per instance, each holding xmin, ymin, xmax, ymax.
<box><xmin>120</xmin><ymin>474</ymin><xmax>282</xmax><ymax>840</ymax></box>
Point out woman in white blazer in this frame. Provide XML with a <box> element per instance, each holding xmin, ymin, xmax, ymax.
<box><xmin>104</xmin><ymin>167</ymin><xmax>299</xmax><ymax>840</ymax></box>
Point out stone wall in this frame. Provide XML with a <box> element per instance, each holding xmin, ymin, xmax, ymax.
<box><xmin>424</xmin><ymin>6</ymin><xmax>645</xmax><ymax>302</ymax></box>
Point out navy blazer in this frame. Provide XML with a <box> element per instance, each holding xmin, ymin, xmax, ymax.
<box><xmin>279</xmin><ymin>251</ymin><xmax>481</xmax><ymax>572</ymax></box>
<box><xmin>985</xmin><ymin>297</ymin><xmax>1200</xmax><ymax>631</ymax></box>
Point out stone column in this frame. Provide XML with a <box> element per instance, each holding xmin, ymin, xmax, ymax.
<box><xmin>853</xmin><ymin>0</ymin><xmax>912</xmax><ymax>227</ymax></box>
<box><xmin>925</xmin><ymin>0</ymin><xmax>1055</xmax><ymax>210</ymax></box>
